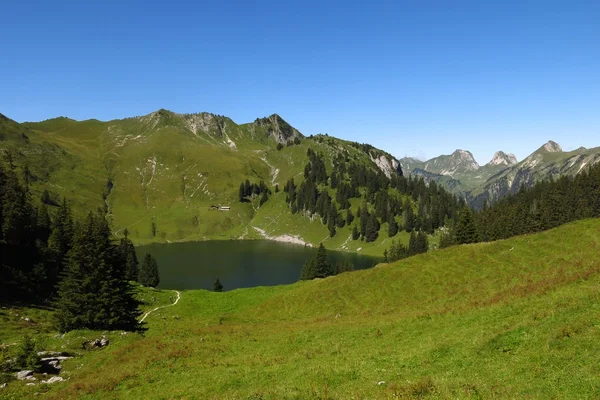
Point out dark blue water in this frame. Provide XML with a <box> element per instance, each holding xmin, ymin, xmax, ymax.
<box><xmin>136</xmin><ymin>240</ymin><xmax>381</xmax><ymax>291</ymax></box>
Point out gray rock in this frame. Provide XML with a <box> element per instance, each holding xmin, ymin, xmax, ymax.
<box><xmin>16</xmin><ymin>370</ymin><xmax>34</xmax><ymax>380</ymax></box>
<box><xmin>0</xmin><ymin>383</ymin><xmax>7</xmax><ymax>389</ymax></box>
<box><xmin>85</xmin><ymin>335</ymin><xmax>110</xmax><ymax>349</ymax></box>
<box><xmin>42</xmin><ymin>376</ymin><xmax>64</xmax><ymax>384</ymax></box>
<box><xmin>26</xmin><ymin>382</ymin><xmax>36</xmax><ymax>386</ymax></box>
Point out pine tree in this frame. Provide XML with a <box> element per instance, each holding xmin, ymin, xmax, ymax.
<box><xmin>346</xmin><ymin>208</ymin><xmax>354</xmax><ymax>224</ymax></box>
<box><xmin>119</xmin><ymin>229</ymin><xmax>139</xmax><ymax>282</ymax></box>
<box><xmin>408</xmin><ymin>231</ymin><xmax>418</xmax><ymax>255</ymax></box>
<box><xmin>139</xmin><ymin>253</ymin><xmax>160</xmax><ymax>288</ymax></box>
<box><xmin>438</xmin><ymin>230</ymin><xmax>455</xmax><ymax>249</ymax></box>
<box><xmin>300</xmin><ymin>243</ymin><xmax>333</xmax><ymax>280</ymax></box>
<box><xmin>55</xmin><ymin>212</ymin><xmax>141</xmax><ymax>332</ymax></box>
<box><xmin>455</xmin><ymin>206</ymin><xmax>477</xmax><ymax>244</ymax></box>
<box><xmin>403</xmin><ymin>204</ymin><xmax>416</xmax><ymax>232</ymax></box>
<box><xmin>351</xmin><ymin>224</ymin><xmax>360</xmax><ymax>240</ymax></box>
<box><xmin>388</xmin><ymin>215</ymin><xmax>399</xmax><ymax>237</ymax></box>
<box><xmin>365</xmin><ymin>213</ymin><xmax>380</xmax><ymax>243</ymax></box>
<box><xmin>213</xmin><ymin>277</ymin><xmax>223</xmax><ymax>292</ymax></box>
<box><xmin>416</xmin><ymin>230</ymin><xmax>429</xmax><ymax>254</ymax></box>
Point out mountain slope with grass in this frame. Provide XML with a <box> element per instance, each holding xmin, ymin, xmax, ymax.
<box><xmin>1</xmin><ymin>110</ymin><xmax>454</xmax><ymax>256</ymax></box>
<box><xmin>2</xmin><ymin>218</ymin><xmax>600</xmax><ymax>399</ymax></box>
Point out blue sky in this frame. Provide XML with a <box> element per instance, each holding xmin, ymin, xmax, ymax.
<box><xmin>1</xmin><ymin>0</ymin><xmax>599</xmax><ymax>163</ymax></box>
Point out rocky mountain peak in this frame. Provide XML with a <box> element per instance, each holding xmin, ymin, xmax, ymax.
<box><xmin>450</xmin><ymin>149</ymin><xmax>480</xmax><ymax>170</ymax></box>
<box><xmin>488</xmin><ymin>151</ymin><xmax>517</xmax><ymax>167</ymax></box>
<box><xmin>542</xmin><ymin>140</ymin><xmax>562</xmax><ymax>153</ymax></box>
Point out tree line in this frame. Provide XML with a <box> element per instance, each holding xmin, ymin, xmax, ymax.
<box><xmin>283</xmin><ymin>147</ymin><xmax>462</xmax><ymax>241</ymax></box>
<box><xmin>0</xmin><ymin>161</ymin><xmax>160</xmax><ymax>332</ymax></box>
<box><xmin>238</xmin><ymin>179</ymin><xmax>272</xmax><ymax>206</ymax></box>
<box><xmin>440</xmin><ymin>161</ymin><xmax>600</xmax><ymax>247</ymax></box>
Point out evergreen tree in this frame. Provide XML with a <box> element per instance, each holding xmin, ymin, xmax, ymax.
<box><xmin>55</xmin><ymin>212</ymin><xmax>141</xmax><ymax>332</ymax></box>
<box><xmin>119</xmin><ymin>229</ymin><xmax>139</xmax><ymax>282</ymax></box>
<box><xmin>365</xmin><ymin>213</ymin><xmax>380</xmax><ymax>242</ymax></box>
<box><xmin>139</xmin><ymin>253</ymin><xmax>160</xmax><ymax>288</ymax></box>
<box><xmin>455</xmin><ymin>206</ymin><xmax>477</xmax><ymax>244</ymax></box>
<box><xmin>408</xmin><ymin>231</ymin><xmax>418</xmax><ymax>255</ymax></box>
<box><xmin>388</xmin><ymin>215</ymin><xmax>399</xmax><ymax>237</ymax></box>
<box><xmin>438</xmin><ymin>230</ymin><xmax>455</xmax><ymax>249</ymax></box>
<box><xmin>351</xmin><ymin>224</ymin><xmax>360</xmax><ymax>240</ymax></box>
<box><xmin>213</xmin><ymin>277</ymin><xmax>223</xmax><ymax>292</ymax></box>
<box><xmin>403</xmin><ymin>204</ymin><xmax>416</xmax><ymax>232</ymax></box>
<box><xmin>300</xmin><ymin>243</ymin><xmax>333</xmax><ymax>280</ymax></box>
<box><xmin>360</xmin><ymin>203</ymin><xmax>369</xmax><ymax>237</ymax></box>
<box><xmin>346</xmin><ymin>208</ymin><xmax>354</xmax><ymax>224</ymax></box>
<box><xmin>416</xmin><ymin>230</ymin><xmax>429</xmax><ymax>254</ymax></box>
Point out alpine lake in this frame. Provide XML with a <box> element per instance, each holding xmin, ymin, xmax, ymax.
<box><xmin>136</xmin><ymin>240</ymin><xmax>382</xmax><ymax>291</ymax></box>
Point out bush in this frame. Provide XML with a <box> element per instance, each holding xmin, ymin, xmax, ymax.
<box><xmin>14</xmin><ymin>335</ymin><xmax>40</xmax><ymax>371</ymax></box>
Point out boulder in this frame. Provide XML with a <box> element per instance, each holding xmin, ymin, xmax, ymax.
<box><xmin>16</xmin><ymin>370</ymin><xmax>35</xmax><ymax>380</ymax></box>
<box><xmin>83</xmin><ymin>335</ymin><xmax>109</xmax><ymax>350</ymax></box>
<box><xmin>0</xmin><ymin>382</ymin><xmax>7</xmax><ymax>389</ymax></box>
<box><xmin>42</xmin><ymin>376</ymin><xmax>64</xmax><ymax>384</ymax></box>
<box><xmin>40</xmin><ymin>355</ymin><xmax>72</xmax><ymax>373</ymax></box>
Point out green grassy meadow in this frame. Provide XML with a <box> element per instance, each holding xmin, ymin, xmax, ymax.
<box><xmin>2</xmin><ymin>218</ymin><xmax>600</xmax><ymax>399</ymax></box>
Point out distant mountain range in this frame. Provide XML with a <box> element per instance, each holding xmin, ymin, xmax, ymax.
<box><xmin>400</xmin><ymin>140</ymin><xmax>600</xmax><ymax>207</ymax></box>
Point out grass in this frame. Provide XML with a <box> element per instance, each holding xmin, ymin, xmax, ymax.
<box><xmin>2</xmin><ymin>218</ymin><xmax>600</xmax><ymax>398</ymax></box>
<box><xmin>2</xmin><ymin>110</ymin><xmax>417</xmax><ymax>257</ymax></box>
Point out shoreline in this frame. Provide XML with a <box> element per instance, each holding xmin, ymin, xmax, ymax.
<box><xmin>251</xmin><ymin>227</ymin><xmax>313</xmax><ymax>247</ymax></box>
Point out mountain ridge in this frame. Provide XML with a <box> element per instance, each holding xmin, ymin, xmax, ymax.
<box><xmin>1</xmin><ymin>109</ymin><xmax>408</xmax><ymax>255</ymax></box>
<box><xmin>400</xmin><ymin>139</ymin><xmax>600</xmax><ymax>207</ymax></box>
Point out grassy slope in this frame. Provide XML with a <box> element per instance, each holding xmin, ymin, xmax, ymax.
<box><xmin>3</xmin><ymin>218</ymin><xmax>600</xmax><ymax>399</ymax></box>
<box><xmin>4</xmin><ymin>112</ymin><xmax>414</xmax><ymax>256</ymax></box>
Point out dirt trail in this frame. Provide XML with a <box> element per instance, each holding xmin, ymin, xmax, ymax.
<box><xmin>140</xmin><ymin>290</ymin><xmax>181</xmax><ymax>323</ymax></box>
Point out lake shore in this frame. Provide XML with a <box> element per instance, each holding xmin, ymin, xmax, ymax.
<box><xmin>252</xmin><ymin>226</ymin><xmax>314</xmax><ymax>247</ymax></box>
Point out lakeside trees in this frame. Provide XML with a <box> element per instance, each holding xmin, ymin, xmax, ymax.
<box><xmin>139</xmin><ymin>253</ymin><xmax>160</xmax><ymax>288</ymax></box>
<box><xmin>0</xmin><ymin>162</ymin><xmax>142</xmax><ymax>332</ymax></box>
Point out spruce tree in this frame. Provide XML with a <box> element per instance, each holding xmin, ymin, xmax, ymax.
<box><xmin>351</xmin><ymin>224</ymin><xmax>360</xmax><ymax>240</ymax></box>
<box><xmin>55</xmin><ymin>212</ymin><xmax>141</xmax><ymax>332</ymax></box>
<box><xmin>213</xmin><ymin>277</ymin><xmax>223</xmax><ymax>292</ymax></box>
<box><xmin>365</xmin><ymin>213</ymin><xmax>380</xmax><ymax>243</ymax></box>
<box><xmin>388</xmin><ymin>215</ymin><xmax>399</xmax><ymax>237</ymax></box>
<box><xmin>119</xmin><ymin>229</ymin><xmax>139</xmax><ymax>282</ymax></box>
<box><xmin>455</xmin><ymin>206</ymin><xmax>477</xmax><ymax>244</ymax></box>
<box><xmin>346</xmin><ymin>208</ymin><xmax>354</xmax><ymax>224</ymax></box>
<box><xmin>139</xmin><ymin>253</ymin><xmax>160</xmax><ymax>288</ymax></box>
<box><xmin>408</xmin><ymin>231</ymin><xmax>418</xmax><ymax>255</ymax></box>
<box><xmin>300</xmin><ymin>243</ymin><xmax>333</xmax><ymax>280</ymax></box>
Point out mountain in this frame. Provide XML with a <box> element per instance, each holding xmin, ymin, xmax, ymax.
<box><xmin>487</xmin><ymin>150</ymin><xmax>517</xmax><ymax>167</ymax></box>
<box><xmin>400</xmin><ymin>150</ymin><xmax>478</xmax><ymax>178</ymax></box>
<box><xmin>470</xmin><ymin>141</ymin><xmax>600</xmax><ymax>207</ymax></box>
<box><xmin>1</xmin><ymin>110</ymin><xmax>409</xmax><ymax>254</ymax></box>
<box><xmin>401</xmin><ymin>140</ymin><xmax>600</xmax><ymax>207</ymax></box>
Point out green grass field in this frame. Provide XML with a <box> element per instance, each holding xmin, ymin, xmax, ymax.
<box><xmin>2</xmin><ymin>218</ymin><xmax>600</xmax><ymax>399</ymax></box>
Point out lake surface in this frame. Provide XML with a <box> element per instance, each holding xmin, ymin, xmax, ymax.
<box><xmin>136</xmin><ymin>240</ymin><xmax>381</xmax><ymax>291</ymax></box>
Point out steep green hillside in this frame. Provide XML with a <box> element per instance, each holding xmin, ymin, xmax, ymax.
<box><xmin>3</xmin><ymin>218</ymin><xmax>600</xmax><ymax>399</ymax></box>
<box><xmin>2</xmin><ymin>111</ymin><xmax>449</xmax><ymax>256</ymax></box>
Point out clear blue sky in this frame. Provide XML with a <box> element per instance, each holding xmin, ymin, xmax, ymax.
<box><xmin>2</xmin><ymin>0</ymin><xmax>599</xmax><ymax>163</ymax></box>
